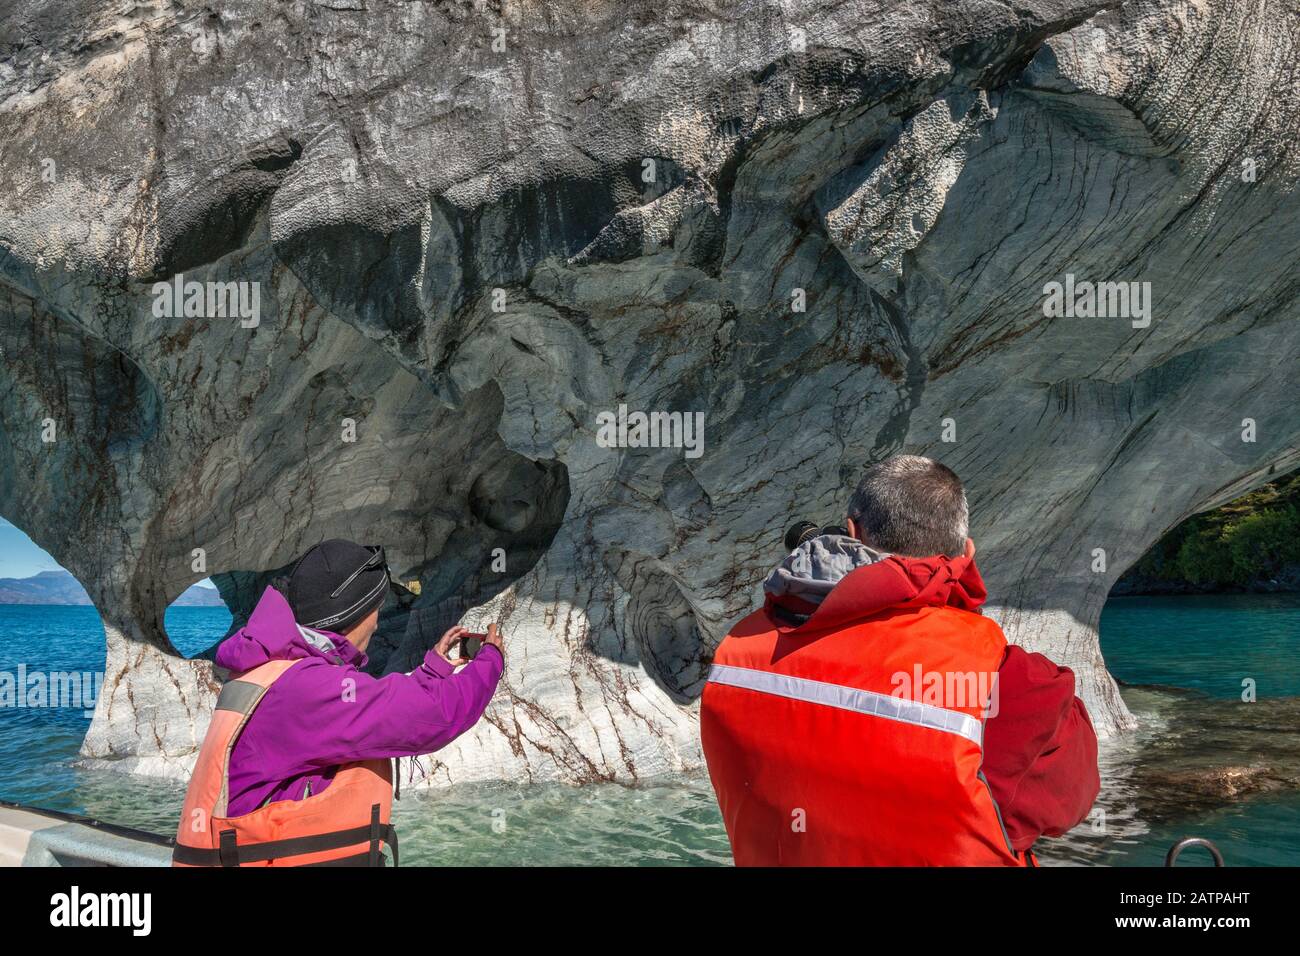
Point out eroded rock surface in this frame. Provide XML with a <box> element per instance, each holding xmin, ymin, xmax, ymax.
<box><xmin>1</xmin><ymin>0</ymin><xmax>1297</xmax><ymax>785</ymax></box>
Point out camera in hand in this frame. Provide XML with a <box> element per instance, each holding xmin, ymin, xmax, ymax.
<box><xmin>784</xmin><ymin>521</ymin><xmax>851</xmax><ymax>552</ymax></box>
<box><xmin>460</xmin><ymin>632</ymin><xmax>487</xmax><ymax>660</ymax></box>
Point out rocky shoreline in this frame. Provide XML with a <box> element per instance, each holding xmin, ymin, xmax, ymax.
<box><xmin>1111</xmin><ymin>568</ymin><xmax>1300</xmax><ymax>597</ymax></box>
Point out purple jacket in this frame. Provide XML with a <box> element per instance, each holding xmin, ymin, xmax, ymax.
<box><xmin>214</xmin><ymin>586</ymin><xmax>504</xmax><ymax>817</ymax></box>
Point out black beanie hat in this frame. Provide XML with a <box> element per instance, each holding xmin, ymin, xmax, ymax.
<box><xmin>286</xmin><ymin>539</ymin><xmax>389</xmax><ymax>633</ymax></box>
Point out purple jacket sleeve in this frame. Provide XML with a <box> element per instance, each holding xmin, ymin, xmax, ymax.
<box><xmin>279</xmin><ymin>644</ymin><xmax>504</xmax><ymax>769</ymax></box>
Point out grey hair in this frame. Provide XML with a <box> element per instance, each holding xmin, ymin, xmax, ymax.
<box><xmin>846</xmin><ymin>455</ymin><xmax>969</xmax><ymax>558</ymax></box>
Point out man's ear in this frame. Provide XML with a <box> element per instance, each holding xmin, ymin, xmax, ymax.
<box><xmin>846</xmin><ymin>517</ymin><xmax>860</xmax><ymax>541</ymax></box>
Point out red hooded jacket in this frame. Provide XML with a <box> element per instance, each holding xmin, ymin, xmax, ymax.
<box><xmin>706</xmin><ymin>540</ymin><xmax>1099</xmax><ymax>860</ymax></box>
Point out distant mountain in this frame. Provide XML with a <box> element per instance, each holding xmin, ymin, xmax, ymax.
<box><xmin>171</xmin><ymin>583</ymin><xmax>228</xmax><ymax>607</ymax></box>
<box><xmin>0</xmin><ymin>569</ymin><xmax>225</xmax><ymax>607</ymax></box>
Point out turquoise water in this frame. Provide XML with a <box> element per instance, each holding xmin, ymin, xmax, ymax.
<box><xmin>1074</xmin><ymin>594</ymin><xmax>1300</xmax><ymax>867</ymax></box>
<box><xmin>1099</xmin><ymin>594</ymin><xmax>1300</xmax><ymax>698</ymax></box>
<box><xmin>1</xmin><ymin>597</ymin><xmax>1297</xmax><ymax>865</ymax></box>
<box><xmin>1054</xmin><ymin>786</ymin><xmax>1300</xmax><ymax>867</ymax></box>
<box><xmin>0</xmin><ymin>605</ymin><xmax>230</xmax><ymax>808</ymax></box>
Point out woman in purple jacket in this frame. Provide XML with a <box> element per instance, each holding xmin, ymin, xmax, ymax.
<box><xmin>212</xmin><ymin>538</ymin><xmax>504</xmax><ymax>819</ymax></box>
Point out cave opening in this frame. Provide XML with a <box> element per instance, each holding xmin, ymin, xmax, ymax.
<box><xmin>0</xmin><ymin>516</ymin><xmax>155</xmax><ymax>672</ymax></box>
<box><xmin>1089</xmin><ymin>467</ymin><xmax>1300</xmax><ymax>863</ymax></box>
<box><xmin>0</xmin><ymin>518</ymin><xmax>108</xmax><ymax>805</ymax></box>
<box><xmin>161</xmin><ymin>578</ymin><xmax>233</xmax><ymax>659</ymax></box>
<box><xmin>1099</xmin><ymin>465</ymin><xmax>1300</xmax><ymax>695</ymax></box>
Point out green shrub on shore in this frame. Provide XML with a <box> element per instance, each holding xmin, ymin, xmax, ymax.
<box><xmin>1128</xmin><ymin>472</ymin><xmax>1300</xmax><ymax>589</ymax></box>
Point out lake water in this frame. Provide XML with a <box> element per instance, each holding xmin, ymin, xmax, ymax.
<box><xmin>1</xmin><ymin>597</ymin><xmax>1297</xmax><ymax>866</ymax></box>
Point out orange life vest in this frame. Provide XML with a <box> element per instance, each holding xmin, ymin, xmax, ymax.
<box><xmin>172</xmin><ymin>659</ymin><xmax>397</xmax><ymax>867</ymax></box>
<box><xmin>701</xmin><ymin>600</ymin><xmax>1026</xmax><ymax>866</ymax></box>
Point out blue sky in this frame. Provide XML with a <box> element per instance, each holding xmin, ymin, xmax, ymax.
<box><xmin>0</xmin><ymin>518</ymin><xmax>213</xmax><ymax>588</ymax></box>
<box><xmin>0</xmin><ymin>518</ymin><xmax>64</xmax><ymax>577</ymax></box>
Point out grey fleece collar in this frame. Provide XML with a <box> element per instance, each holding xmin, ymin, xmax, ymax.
<box><xmin>296</xmin><ymin>624</ymin><xmax>337</xmax><ymax>654</ymax></box>
<box><xmin>764</xmin><ymin>534</ymin><xmax>891</xmax><ymax>607</ymax></box>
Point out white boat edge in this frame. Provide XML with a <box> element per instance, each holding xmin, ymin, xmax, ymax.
<box><xmin>0</xmin><ymin>802</ymin><xmax>171</xmax><ymax>867</ymax></box>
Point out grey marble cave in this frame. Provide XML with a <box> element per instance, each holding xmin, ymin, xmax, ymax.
<box><xmin>0</xmin><ymin>0</ymin><xmax>1297</xmax><ymax>788</ymax></box>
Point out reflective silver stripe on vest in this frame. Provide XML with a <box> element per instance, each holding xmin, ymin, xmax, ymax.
<box><xmin>214</xmin><ymin>679</ymin><xmax>264</xmax><ymax>715</ymax></box>
<box><xmin>707</xmin><ymin>664</ymin><xmax>984</xmax><ymax>747</ymax></box>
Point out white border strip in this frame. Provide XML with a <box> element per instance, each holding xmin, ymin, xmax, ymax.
<box><xmin>707</xmin><ymin>664</ymin><xmax>983</xmax><ymax>747</ymax></box>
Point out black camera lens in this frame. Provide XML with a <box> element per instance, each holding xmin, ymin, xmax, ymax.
<box><xmin>461</xmin><ymin>635</ymin><xmax>483</xmax><ymax>660</ymax></box>
<box><xmin>784</xmin><ymin>521</ymin><xmax>821</xmax><ymax>552</ymax></box>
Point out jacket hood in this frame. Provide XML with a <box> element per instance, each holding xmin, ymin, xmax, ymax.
<box><xmin>764</xmin><ymin>534</ymin><xmax>892</xmax><ymax>608</ymax></box>
<box><xmin>214</xmin><ymin>585</ymin><xmax>366</xmax><ymax>674</ymax></box>
<box><xmin>764</xmin><ymin>537</ymin><xmax>987</xmax><ymax>631</ymax></box>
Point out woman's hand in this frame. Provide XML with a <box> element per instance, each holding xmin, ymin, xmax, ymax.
<box><xmin>483</xmin><ymin>623</ymin><xmax>503</xmax><ymax>660</ymax></box>
<box><xmin>434</xmin><ymin>625</ymin><xmax>472</xmax><ymax>668</ymax></box>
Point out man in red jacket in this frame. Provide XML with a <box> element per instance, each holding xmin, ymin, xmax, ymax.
<box><xmin>700</xmin><ymin>455</ymin><xmax>1099</xmax><ymax>865</ymax></box>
